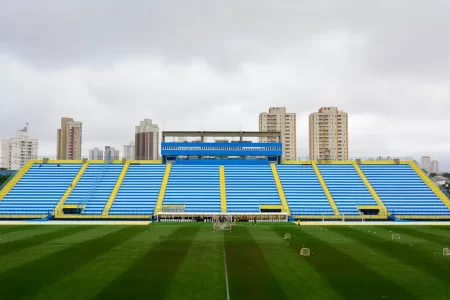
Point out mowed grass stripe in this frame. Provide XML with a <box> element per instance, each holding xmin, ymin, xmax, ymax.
<box><xmin>273</xmin><ymin>227</ymin><xmax>414</xmax><ymax>300</ymax></box>
<box><xmin>335</xmin><ymin>227</ymin><xmax>450</xmax><ymax>285</ymax></box>
<box><xmin>0</xmin><ymin>226</ymin><xmax>110</xmax><ymax>273</ymax></box>
<box><xmin>224</xmin><ymin>225</ymin><xmax>287</xmax><ymax>300</ymax></box>
<box><xmin>417</xmin><ymin>226</ymin><xmax>450</xmax><ymax>238</ymax></box>
<box><xmin>0</xmin><ymin>226</ymin><xmax>142</xmax><ymax>299</ymax></box>
<box><xmin>0</xmin><ymin>225</ymin><xmax>39</xmax><ymax>235</ymax></box>
<box><xmin>33</xmin><ymin>226</ymin><xmax>178</xmax><ymax>300</ymax></box>
<box><xmin>165</xmin><ymin>225</ymin><xmax>226</xmax><ymax>300</ymax></box>
<box><xmin>95</xmin><ymin>225</ymin><xmax>200</xmax><ymax>300</ymax></box>
<box><xmin>315</xmin><ymin>227</ymin><xmax>443</xmax><ymax>298</ymax></box>
<box><xmin>392</xmin><ymin>226</ymin><xmax>449</xmax><ymax>245</ymax></box>
<box><xmin>0</xmin><ymin>225</ymin><xmax>92</xmax><ymax>257</ymax></box>
<box><xmin>252</xmin><ymin>226</ymin><xmax>342</xmax><ymax>299</ymax></box>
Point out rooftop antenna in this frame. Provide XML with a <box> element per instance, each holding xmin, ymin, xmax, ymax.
<box><xmin>21</xmin><ymin>122</ymin><xmax>29</xmax><ymax>132</ymax></box>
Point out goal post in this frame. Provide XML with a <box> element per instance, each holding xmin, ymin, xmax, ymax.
<box><xmin>213</xmin><ymin>215</ymin><xmax>232</xmax><ymax>231</ymax></box>
<box><xmin>444</xmin><ymin>248</ymin><xmax>450</xmax><ymax>256</ymax></box>
<box><xmin>300</xmin><ymin>248</ymin><xmax>310</xmax><ymax>256</ymax></box>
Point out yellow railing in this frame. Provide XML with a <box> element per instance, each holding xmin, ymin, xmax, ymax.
<box><xmin>154</xmin><ymin>163</ymin><xmax>172</xmax><ymax>215</ymax></box>
<box><xmin>282</xmin><ymin>160</ymin><xmax>411</xmax><ymax>165</ymax></box>
<box><xmin>409</xmin><ymin>161</ymin><xmax>450</xmax><ymax>209</ymax></box>
<box><xmin>219</xmin><ymin>165</ymin><xmax>227</xmax><ymax>213</ymax></box>
<box><xmin>353</xmin><ymin>162</ymin><xmax>388</xmax><ymax>215</ymax></box>
<box><xmin>103</xmin><ymin>160</ymin><xmax>130</xmax><ymax>215</ymax></box>
<box><xmin>54</xmin><ymin>162</ymin><xmax>89</xmax><ymax>215</ymax></box>
<box><xmin>312</xmin><ymin>161</ymin><xmax>340</xmax><ymax>216</ymax></box>
<box><xmin>0</xmin><ymin>160</ymin><xmax>37</xmax><ymax>201</ymax></box>
<box><xmin>270</xmin><ymin>163</ymin><xmax>290</xmax><ymax>214</ymax></box>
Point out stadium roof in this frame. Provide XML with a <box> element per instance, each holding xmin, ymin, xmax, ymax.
<box><xmin>162</xmin><ymin>131</ymin><xmax>281</xmax><ymax>141</ymax></box>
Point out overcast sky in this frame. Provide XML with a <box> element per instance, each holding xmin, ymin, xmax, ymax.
<box><xmin>1</xmin><ymin>0</ymin><xmax>449</xmax><ymax>169</ymax></box>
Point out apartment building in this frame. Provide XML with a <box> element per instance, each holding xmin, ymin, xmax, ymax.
<box><xmin>421</xmin><ymin>156</ymin><xmax>431</xmax><ymax>173</ymax></box>
<box><xmin>123</xmin><ymin>141</ymin><xmax>135</xmax><ymax>160</ymax></box>
<box><xmin>135</xmin><ymin>119</ymin><xmax>159</xmax><ymax>160</ymax></box>
<box><xmin>259</xmin><ymin>107</ymin><xmax>296</xmax><ymax>160</ymax></box>
<box><xmin>431</xmin><ymin>160</ymin><xmax>439</xmax><ymax>174</ymax></box>
<box><xmin>57</xmin><ymin>117</ymin><xmax>82</xmax><ymax>160</ymax></box>
<box><xmin>0</xmin><ymin>124</ymin><xmax>38</xmax><ymax>170</ymax></box>
<box><xmin>309</xmin><ymin>107</ymin><xmax>348</xmax><ymax>160</ymax></box>
<box><xmin>89</xmin><ymin>148</ymin><xmax>104</xmax><ymax>160</ymax></box>
<box><xmin>104</xmin><ymin>146</ymin><xmax>120</xmax><ymax>161</ymax></box>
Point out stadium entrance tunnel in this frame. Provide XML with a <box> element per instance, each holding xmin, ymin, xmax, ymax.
<box><xmin>62</xmin><ymin>204</ymin><xmax>86</xmax><ymax>215</ymax></box>
<box><xmin>357</xmin><ymin>205</ymin><xmax>380</xmax><ymax>216</ymax></box>
<box><xmin>260</xmin><ymin>205</ymin><xmax>282</xmax><ymax>213</ymax></box>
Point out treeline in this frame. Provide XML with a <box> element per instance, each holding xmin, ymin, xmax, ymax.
<box><xmin>0</xmin><ymin>174</ymin><xmax>12</xmax><ymax>187</ymax></box>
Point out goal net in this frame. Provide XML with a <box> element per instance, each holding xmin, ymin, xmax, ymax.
<box><xmin>392</xmin><ymin>234</ymin><xmax>400</xmax><ymax>240</ymax></box>
<box><xmin>213</xmin><ymin>215</ymin><xmax>232</xmax><ymax>231</ymax></box>
<box><xmin>444</xmin><ymin>248</ymin><xmax>449</xmax><ymax>256</ymax></box>
<box><xmin>300</xmin><ymin>248</ymin><xmax>310</xmax><ymax>256</ymax></box>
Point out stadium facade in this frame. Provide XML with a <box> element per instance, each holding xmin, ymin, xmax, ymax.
<box><xmin>0</xmin><ymin>131</ymin><xmax>449</xmax><ymax>221</ymax></box>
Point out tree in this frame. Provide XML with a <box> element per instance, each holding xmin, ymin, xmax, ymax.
<box><xmin>430</xmin><ymin>172</ymin><xmax>438</xmax><ymax>178</ymax></box>
<box><xmin>442</xmin><ymin>173</ymin><xmax>450</xmax><ymax>179</ymax></box>
<box><xmin>0</xmin><ymin>175</ymin><xmax>11</xmax><ymax>187</ymax></box>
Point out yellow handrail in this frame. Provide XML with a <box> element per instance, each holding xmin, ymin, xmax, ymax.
<box><xmin>0</xmin><ymin>160</ymin><xmax>37</xmax><ymax>200</ymax></box>
<box><xmin>409</xmin><ymin>161</ymin><xmax>450</xmax><ymax>209</ymax></box>
<box><xmin>353</xmin><ymin>162</ymin><xmax>388</xmax><ymax>215</ymax></box>
<box><xmin>54</xmin><ymin>161</ymin><xmax>90</xmax><ymax>215</ymax></box>
<box><xmin>270</xmin><ymin>163</ymin><xmax>290</xmax><ymax>214</ymax></box>
<box><xmin>219</xmin><ymin>166</ymin><xmax>227</xmax><ymax>213</ymax></box>
<box><xmin>103</xmin><ymin>160</ymin><xmax>130</xmax><ymax>215</ymax></box>
<box><xmin>154</xmin><ymin>163</ymin><xmax>172</xmax><ymax>215</ymax></box>
<box><xmin>312</xmin><ymin>161</ymin><xmax>340</xmax><ymax>216</ymax></box>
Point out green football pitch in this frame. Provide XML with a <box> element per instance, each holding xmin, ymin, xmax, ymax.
<box><xmin>0</xmin><ymin>223</ymin><xmax>449</xmax><ymax>300</ymax></box>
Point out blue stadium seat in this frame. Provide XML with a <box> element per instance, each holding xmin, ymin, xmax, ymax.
<box><xmin>318</xmin><ymin>164</ymin><xmax>377</xmax><ymax>216</ymax></box>
<box><xmin>0</xmin><ymin>164</ymin><xmax>81</xmax><ymax>215</ymax></box>
<box><xmin>360</xmin><ymin>164</ymin><xmax>450</xmax><ymax>216</ymax></box>
<box><xmin>109</xmin><ymin>164</ymin><xmax>166</xmax><ymax>215</ymax></box>
<box><xmin>163</xmin><ymin>165</ymin><xmax>221</xmax><ymax>212</ymax></box>
<box><xmin>225</xmin><ymin>165</ymin><xmax>281</xmax><ymax>213</ymax></box>
<box><xmin>65</xmin><ymin>164</ymin><xmax>123</xmax><ymax>215</ymax></box>
<box><xmin>277</xmin><ymin>164</ymin><xmax>334</xmax><ymax>216</ymax></box>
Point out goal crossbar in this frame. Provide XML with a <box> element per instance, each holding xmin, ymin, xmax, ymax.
<box><xmin>213</xmin><ymin>215</ymin><xmax>233</xmax><ymax>231</ymax></box>
<box><xmin>300</xmin><ymin>248</ymin><xmax>310</xmax><ymax>256</ymax></box>
<box><xmin>392</xmin><ymin>234</ymin><xmax>400</xmax><ymax>240</ymax></box>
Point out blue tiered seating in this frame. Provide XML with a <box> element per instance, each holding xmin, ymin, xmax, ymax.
<box><xmin>225</xmin><ymin>165</ymin><xmax>281</xmax><ymax>213</ymax></box>
<box><xmin>65</xmin><ymin>164</ymin><xmax>123</xmax><ymax>215</ymax></box>
<box><xmin>109</xmin><ymin>164</ymin><xmax>166</xmax><ymax>215</ymax></box>
<box><xmin>318</xmin><ymin>164</ymin><xmax>377</xmax><ymax>216</ymax></box>
<box><xmin>360</xmin><ymin>164</ymin><xmax>450</xmax><ymax>216</ymax></box>
<box><xmin>277</xmin><ymin>164</ymin><xmax>333</xmax><ymax>216</ymax></box>
<box><xmin>0</xmin><ymin>164</ymin><xmax>81</xmax><ymax>215</ymax></box>
<box><xmin>163</xmin><ymin>165</ymin><xmax>221</xmax><ymax>212</ymax></box>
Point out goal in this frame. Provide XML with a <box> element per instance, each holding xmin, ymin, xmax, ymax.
<box><xmin>444</xmin><ymin>248</ymin><xmax>450</xmax><ymax>256</ymax></box>
<box><xmin>300</xmin><ymin>248</ymin><xmax>310</xmax><ymax>256</ymax></box>
<box><xmin>392</xmin><ymin>234</ymin><xmax>400</xmax><ymax>240</ymax></box>
<box><xmin>284</xmin><ymin>233</ymin><xmax>291</xmax><ymax>240</ymax></box>
<box><xmin>213</xmin><ymin>215</ymin><xmax>232</xmax><ymax>231</ymax></box>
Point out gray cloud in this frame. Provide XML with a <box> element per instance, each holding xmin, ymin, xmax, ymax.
<box><xmin>0</xmin><ymin>0</ymin><xmax>449</xmax><ymax>169</ymax></box>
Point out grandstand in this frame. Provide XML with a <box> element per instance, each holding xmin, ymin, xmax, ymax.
<box><xmin>0</xmin><ymin>131</ymin><xmax>449</xmax><ymax>220</ymax></box>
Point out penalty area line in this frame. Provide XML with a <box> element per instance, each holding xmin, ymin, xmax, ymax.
<box><xmin>222</xmin><ymin>232</ymin><xmax>230</xmax><ymax>300</ymax></box>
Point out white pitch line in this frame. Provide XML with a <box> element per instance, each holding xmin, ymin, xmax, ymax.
<box><xmin>222</xmin><ymin>232</ymin><xmax>230</xmax><ymax>300</ymax></box>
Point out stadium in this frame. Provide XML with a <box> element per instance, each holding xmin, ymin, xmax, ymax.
<box><xmin>0</xmin><ymin>130</ymin><xmax>449</xmax><ymax>299</ymax></box>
